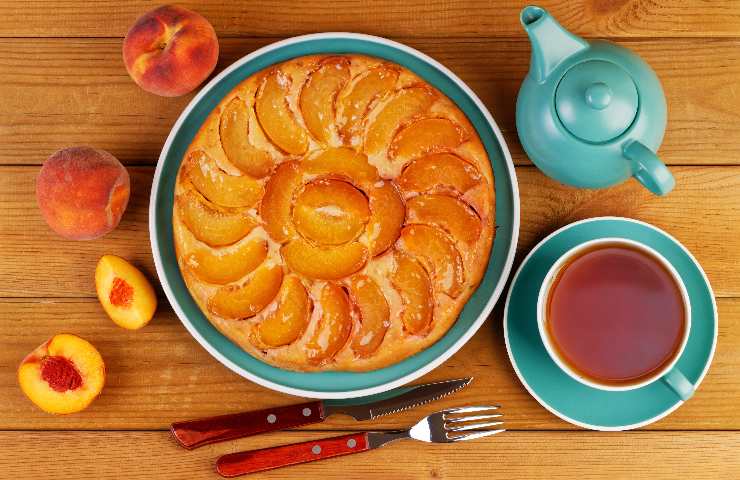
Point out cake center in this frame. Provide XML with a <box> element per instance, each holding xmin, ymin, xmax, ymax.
<box><xmin>292</xmin><ymin>178</ymin><xmax>370</xmax><ymax>245</ymax></box>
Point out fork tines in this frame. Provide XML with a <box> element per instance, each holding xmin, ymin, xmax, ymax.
<box><xmin>442</xmin><ymin>405</ymin><xmax>505</xmax><ymax>442</ymax></box>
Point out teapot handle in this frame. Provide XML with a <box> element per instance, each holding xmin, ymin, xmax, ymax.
<box><xmin>623</xmin><ymin>141</ymin><xmax>675</xmax><ymax>195</ymax></box>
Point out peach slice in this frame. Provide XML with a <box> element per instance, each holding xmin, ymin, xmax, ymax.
<box><xmin>299</xmin><ymin>57</ymin><xmax>350</xmax><ymax>143</ymax></box>
<box><xmin>18</xmin><ymin>334</ymin><xmax>105</xmax><ymax>414</ymax></box>
<box><xmin>302</xmin><ymin>147</ymin><xmax>379</xmax><ymax>185</ymax></box>
<box><xmin>406</xmin><ymin>194</ymin><xmax>482</xmax><ymax>244</ymax></box>
<box><xmin>219</xmin><ymin>97</ymin><xmax>274</xmax><ymax>178</ymax></box>
<box><xmin>183</xmin><ymin>238</ymin><xmax>268</xmax><ymax>284</ymax></box>
<box><xmin>392</xmin><ymin>253</ymin><xmax>433</xmax><ymax>335</ymax></box>
<box><xmin>366</xmin><ymin>181</ymin><xmax>405</xmax><ymax>256</ymax></box>
<box><xmin>260</xmin><ymin>161</ymin><xmax>303</xmax><ymax>243</ymax></box>
<box><xmin>388</xmin><ymin>117</ymin><xmax>468</xmax><ymax>161</ymax></box>
<box><xmin>208</xmin><ymin>264</ymin><xmax>283</xmax><ymax>319</ymax></box>
<box><xmin>397</xmin><ymin>225</ymin><xmax>465</xmax><ymax>298</ymax></box>
<box><xmin>282</xmin><ymin>239</ymin><xmax>367</xmax><ymax>280</ymax></box>
<box><xmin>306</xmin><ymin>283</ymin><xmax>352</xmax><ymax>364</ymax></box>
<box><xmin>184</xmin><ymin>150</ymin><xmax>262</xmax><ymax>208</ymax></box>
<box><xmin>363</xmin><ymin>85</ymin><xmax>436</xmax><ymax>156</ymax></box>
<box><xmin>178</xmin><ymin>189</ymin><xmax>257</xmax><ymax>247</ymax></box>
<box><xmin>255</xmin><ymin>69</ymin><xmax>308</xmax><ymax>155</ymax></box>
<box><xmin>95</xmin><ymin>255</ymin><xmax>157</xmax><ymax>330</ymax></box>
<box><xmin>255</xmin><ymin>275</ymin><xmax>311</xmax><ymax>347</ymax></box>
<box><xmin>347</xmin><ymin>275</ymin><xmax>390</xmax><ymax>357</ymax></box>
<box><xmin>397</xmin><ymin>153</ymin><xmax>481</xmax><ymax>195</ymax></box>
<box><xmin>292</xmin><ymin>179</ymin><xmax>370</xmax><ymax>245</ymax></box>
<box><xmin>338</xmin><ymin>65</ymin><xmax>399</xmax><ymax>141</ymax></box>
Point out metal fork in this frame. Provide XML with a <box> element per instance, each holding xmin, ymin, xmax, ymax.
<box><xmin>216</xmin><ymin>406</ymin><xmax>504</xmax><ymax>477</ymax></box>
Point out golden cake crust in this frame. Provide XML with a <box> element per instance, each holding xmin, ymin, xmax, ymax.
<box><xmin>172</xmin><ymin>54</ymin><xmax>495</xmax><ymax>372</ymax></box>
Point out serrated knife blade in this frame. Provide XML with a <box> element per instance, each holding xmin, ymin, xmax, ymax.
<box><xmin>322</xmin><ymin>377</ymin><xmax>473</xmax><ymax>421</ymax></box>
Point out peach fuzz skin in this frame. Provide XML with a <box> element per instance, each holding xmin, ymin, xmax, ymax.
<box><xmin>123</xmin><ymin>5</ymin><xmax>219</xmax><ymax>97</ymax></box>
<box><xmin>18</xmin><ymin>334</ymin><xmax>106</xmax><ymax>415</ymax></box>
<box><xmin>36</xmin><ymin>146</ymin><xmax>130</xmax><ymax>241</ymax></box>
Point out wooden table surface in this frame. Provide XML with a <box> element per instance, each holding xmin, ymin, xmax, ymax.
<box><xmin>1</xmin><ymin>1</ymin><xmax>739</xmax><ymax>478</ymax></box>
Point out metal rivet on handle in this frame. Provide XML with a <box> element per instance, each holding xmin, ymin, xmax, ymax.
<box><xmin>302</xmin><ymin>408</ymin><xmax>312</xmax><ymax>417</ymax></box>
<box><xmin>312</xmin><ymin>445</ymin><xmax>322</xmax><ymax>455</ymax></box>
<box><xmin>347</xmin><ymin>439</ymin><xmax>357</xmax><ymax>448</ymax></box>
<box><xmin>266</xmin><ymin>414</ymin><xmax>277</xmax><ymax>424</ymax></box>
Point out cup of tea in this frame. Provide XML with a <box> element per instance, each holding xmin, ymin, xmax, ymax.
<box><xmin>537</xmin><ymin>237</ymin><xmax>694</xmax><ymax>400</ymax></box>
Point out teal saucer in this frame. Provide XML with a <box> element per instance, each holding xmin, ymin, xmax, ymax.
<box><xmin>504</xmin><ymin>217</ymin><xmax>717</xmax><ymax>430</ymax></box>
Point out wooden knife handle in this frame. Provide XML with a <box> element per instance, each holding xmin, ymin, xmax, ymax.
<box><xmin>216</xmin><ymin>432</ymin><xmax>370</xmax><ymax>477</ymax></box>
<box><xmin>170</xmin><ymin>401</ymin><xmax>325</xmax><ymax>449</ymax></box>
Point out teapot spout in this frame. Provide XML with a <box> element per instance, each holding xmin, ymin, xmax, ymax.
<box><xmin>521</xmin><ymin>6</ymin><xmax>588</xmax><ymax>83</ymax></box>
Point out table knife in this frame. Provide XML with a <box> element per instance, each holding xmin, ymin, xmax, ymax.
<box><xmin>171</xmin><ymin>377</ymin><xmax>472</xmax><ymax>449</ymax></box>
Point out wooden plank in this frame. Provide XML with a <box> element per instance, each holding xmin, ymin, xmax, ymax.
<box><xmin>1</xmin><ymin>37</ymin><xmax>739</xmax><ymax>166</ymax></box>
<box><xmin>1</xmin><ymin>165</ymin><xmax>738</xmax><ymax>298</ymax></box>
<box><xmin>1</xmin><ymin>1</ymin><xmax>739</xmax><ymax>38</ymax></box>
<box><xmin>0</xmin><ymin>430</ymin><xmax>738</xmax><ymax>479</ymax></box>
<box><xmin>0</xmin><ymin>296</ymin><xmax>734</xmax><ymax>431</ymax></box>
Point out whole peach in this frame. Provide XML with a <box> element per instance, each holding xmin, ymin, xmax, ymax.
<box><xmin>123</xmin><ymin>5</ymin><xmax>219</xmax><ymax>97</ymax></box>
<box><xmin>36</xmin><ymin>147</ymin><xmax>130</xmax><ymax>240</ymax></box>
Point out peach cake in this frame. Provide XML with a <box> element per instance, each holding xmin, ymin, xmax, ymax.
<box><xmin>172</xmin><ymin>54</ymin><xmax>495</xmax><ymax>371</ymax></box>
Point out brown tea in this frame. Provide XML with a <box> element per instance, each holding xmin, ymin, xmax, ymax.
<box><xmin>546</xmin><ymin>244</ymin><xmax>686</xmax><ymax>386</ymax></box>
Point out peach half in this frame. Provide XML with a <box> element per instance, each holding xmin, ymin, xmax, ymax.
<box><xmin>36</xmin><ymin>146</ymin><xmax>130</xmax><ymax>240</ymax></box>
<box><xmin>95</xmin><ymin>255</ymin><xmax>157</xmax><ymax>330</ymax></box>
<box><xmin>123</xmin><ymin>5</ymin><xmax>219</xmax><ymax>97</ymax></box>
<box><xmin>18</xmin><ymin>334</ymin><xmax>105</xmax><ymax>414</ymax></box>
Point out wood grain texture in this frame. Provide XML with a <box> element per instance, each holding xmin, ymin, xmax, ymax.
<box><xmin>1</xmin><ymin>166</ymin><xmax>737</xmax><ymax>298</ymax></box>
<box><xmin>1</xmin><ymin>37</ymin><xmax>740</xmax><ymax>166</ymax></box>
<box><xmin>0</xmin><ymin>296</ymin><xmax>734</xmax><ymax>431</ymax></box>
<box><xmin>1</xmin><ymin>1</ymin><xmax>740</xmax><ymax>38</ymax></box>
<box><xmin>0</xmin><ymin>430</ymin><xmax>738</xmax><ymax>479</ymax></box>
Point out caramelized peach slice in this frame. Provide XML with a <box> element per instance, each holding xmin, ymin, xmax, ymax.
<box><xmin>366</xmin><ymin>181</ymin><xmax>405</xmax><ymax>256</ymax></box>
<box><xmin>178</xmin><ymin>190</ymin><xmax>257</xmax><ymax>246</ymax></box>
<box><xmin>184</xmin><ymin>238</ymin><xmax>267</xmax><ymax>284</ymax></box>
<box><xmin>184</xmin><ymin>150</ymin><xmax>262</xmax><ymax>208</ymax></box>
<box><xmin>260</xmin><ymin>161</ymin><xmax>303</xmax><ymax>243</ymax></box>
<box><xmin>338</xmin><ymin>65</ymin><xmax>399</xmax><ymax>140</ymax></box>
<box><xmin>255</xmin><ymin>276</ymin><xmax>311</xmax><ymax>347</ymax></box>
<box><xmin>406</xmin><ymin>194</ymin><xmax>482</xmax><ymax>244</ymax></box>
<box><xmin>388</xmin><ymin>117</ymin><xmax>468</xmax><ymax>161</ymax></box>
<box><xmin>299</xmin><ymin>57</ymin><xmax>350</xmax><ymax>143</ymax></box>
<box><xmin>95</xmin><ymin>255</ymin><xmax>157</xmax><ymax>330</ymax></box>
<box><xmin>364</xmin><ymin>85</ymin><xmax>436</xmax><ymax>156</ymax></box>
<box><xmin>392</xmin><ymin>253</ymin><xmax>433</xmax><ymax>335</ymax></box>
<box><xmin>292</xmin><ymin>179</ymin><xmax>370</xmax><ymax>245</ymax></box>
<box><xmin>302</xmin><ymin>147</ymin><xmax>379</xmax><ymax>185</ymax></box>
<box><xmin>220</xmin><ymin>97</ymin><xmax>274</xmax><ymax>178</ymax></box>
<box><xmin>397</xmin><ymin>225</ymin><xmax>465</xmax><ymax>298</ymax></box>
<box><xmin>18</xmin><ymin>334</ymin><xmax>105</xmax><ymax>414</ymax></box>
<box><xmin>306</xmin><ymin>283</ymin><xmax>352</xmax><ymax>364</ymax></box>
<box><xmin>282</xmin><ymin>239</ymin><xmax>367</xmax><ymax>280</ymax></box>
<box><xmin>255</xmin><ymin>70</ymin><xmax>308</xmax><ymax>155</ymax></box>
<box><xmin>208</xmin><ymin>264</ymin><xmax>283</xmax><ymax>319</ymax></box>
<box><xmin>397</xmin><ymin>153</ymin><xmax>481</xmax><ymax>195</ymax></box>
<box><xmin>347</xmin><ymin>275</ymin><xmax>390</xmax><ymax>357</ymax></box>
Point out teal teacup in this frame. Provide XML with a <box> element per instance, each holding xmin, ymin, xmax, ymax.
<box><xmin>536</xmin><ymin>237</ymin><xmax>695</xmax><ymax>400</ymax></box>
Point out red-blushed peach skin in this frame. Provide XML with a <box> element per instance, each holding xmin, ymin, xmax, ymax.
<box><xmin>18</xmin><ymin>334</ymin><xmax>105</xmax><ymax>414</ymax></box>
<box><xmin>36</xmin><ymin>146</ymin><xmax>130</xmax><ymax>240</ymax></box>
<box><xmin>123</xmin><ymin>5</ymin><xmax>219</xmax><ymax>97</ymax></box>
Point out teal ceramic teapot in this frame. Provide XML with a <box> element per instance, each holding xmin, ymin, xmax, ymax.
<box><xmin>516</xmin><ymin>6</ymin><xmax>675</xmax><ymax>195</ymax></box>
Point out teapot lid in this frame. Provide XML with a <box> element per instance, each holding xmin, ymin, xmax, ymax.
<box><xmin>555</xmin><ymin>60</ymin><xmax>638</xmax><ymax>143</ymax></box>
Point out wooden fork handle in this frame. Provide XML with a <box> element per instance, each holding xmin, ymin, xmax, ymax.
<box><xmin>216</xmin><ymin>432</ymin><xmax>370</xmax><ymax>477</ymax></box>
<box><xmin>171</xmin><ymin>401</ymin><xmax>325</xmax><ymax>449</ymax></box>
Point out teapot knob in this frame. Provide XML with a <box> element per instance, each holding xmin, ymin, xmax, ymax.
<box><xmin>585</xmin><ymin>82</ymin><xmax>612</xmax><ymax>110</ymax></box>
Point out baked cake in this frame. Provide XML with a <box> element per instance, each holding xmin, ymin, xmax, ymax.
<box><xmin>172</xmin><ymin>54</ymin><xmax>495</xmax><ymax>371</ymax></box>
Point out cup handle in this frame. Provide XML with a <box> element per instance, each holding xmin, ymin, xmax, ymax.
<box><xmin>662</xmin><ymin>368</ymin><xmax>695</xmax><ymax>401</ymax></box>
<box><xmin>623</xmin><ymin>140</ymin><xmax>675</xmax><ymax>196</ymax></box>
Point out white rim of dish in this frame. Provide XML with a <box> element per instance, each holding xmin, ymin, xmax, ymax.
<box><xmin>503</xmin><ymin>216</ymin><xmax>718</xmax><ymax>430</ymax></box>
<box><xmin>149</xmin><ymin>32</ymin><xmax>521</xmax><ymax>398</ymax></box>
